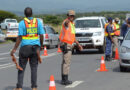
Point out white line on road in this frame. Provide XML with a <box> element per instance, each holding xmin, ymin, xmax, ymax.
<box><xmin>0</xmin><ymin>63</ymin><xmax>15</xmax><ymax>70</ymax></box>
<box><xmin>0</xmin><ymin>63</ymin><xmax>12</xmax><ymax>67</ymax></box>
<box><xmin>65</xmin><ymin>81</ymin><xmax>84</xmax><ymax>88</ymax></box>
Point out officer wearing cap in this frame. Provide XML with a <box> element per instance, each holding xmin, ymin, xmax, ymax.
<box><xmin>112</xmin><ymin>18</ymin><xmax>120</xmax><ymax>59</ymax></box>
<box><xmin>105</xmin><ymin>17</ymin><xmax>114</xmax><ymax>61</ymax></box>
<box><xmin>59</xmin><ymin>10</ymin><xmax>83</xmax><ymax>85</ymax></box>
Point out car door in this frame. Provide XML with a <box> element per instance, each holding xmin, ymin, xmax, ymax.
<box><xmin>50</xmin><ymin>27</ymin><xmax>58</xmax><ymax>46</ymax></box>
<box><xmin>46</xmin><ymin>26</ymin><xmax>55</xmax><ymax>46</ymax></box>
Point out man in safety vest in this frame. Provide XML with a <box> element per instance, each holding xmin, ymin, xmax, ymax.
<box><xmin>105</xmin><ymin>17</ymin><xmax>114</xmax><ymax>61</ymax></box>
<box><xmin>10</xmin><ymin>7</ymin><xmax>45</xmax><ymax>90</ymax></box>
<box><xmin>59</xmin><ymin>10</ymin><xmax>83</xmax><ymax>85</ymax></box>
<box><xmin>112</xmin><ymin>18</ymin><xmax>120</xmax><ymax>58</ymax></box>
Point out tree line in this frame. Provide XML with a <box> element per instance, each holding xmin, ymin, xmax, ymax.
<box><xmin>0</xmin><ymin>10</ymin><xmax>130</xmax><ymax>25</ymax></box>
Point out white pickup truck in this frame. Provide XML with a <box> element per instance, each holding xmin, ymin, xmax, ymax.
<box><xmin>1</xmin><ymin>18</ymin><xmax>19</xmax><ymax>30</ymax></box>
<box><xmin>73</xmin><ymin>16</ymin><xmax>107</xmax><ymax>53</ymax></box>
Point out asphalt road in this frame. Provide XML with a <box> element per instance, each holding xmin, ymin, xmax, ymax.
<box><xmin>0</xmin><ymin>43</ymin><xmax>130</xmax><ymax>90</ymax></box>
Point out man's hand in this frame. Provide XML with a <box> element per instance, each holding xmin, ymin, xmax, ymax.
<box><xmin>78</xmin><ymin>45</ymin><xmax>83</xmax><ymax>51</ymax></box>
<box><xmin>40</xmin><ymin>46</ymin><xmax>44</xmax><ymax>51</ymax></box>
<box><xmin>10</xmin><ymin>49</ymin><xmax>16</xmax><ymax>56</ymax></box>
<box><xmin>64</xmin><ymin>20</ymin><xmax>70</xmax><ymax>27</ymax></box>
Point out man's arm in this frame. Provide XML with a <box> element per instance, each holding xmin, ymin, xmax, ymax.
<box><xmin>75</xmin><ymin>39</ymin><xmax>83</xmax><ymax>50</ymax></box>
<box><xmin>10</xmin><ymin>36</ymin><xmax>22</xmax><ymax>56</ymax></box>
<box><xmin>40</xmin><ymin>34</ymin><xmax>43</xmax><ymax>49</ymax></box>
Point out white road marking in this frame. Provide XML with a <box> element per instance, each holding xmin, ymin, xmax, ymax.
<box><xmin>0</xmin><ymin>49</ymin><xmax>18</xmax><ymax>56</ymax></box>
<box><xmin>0</xmin><ymin>63</ymin><xmax>12</xmax><ymax>67</ymax></box>
<box><xmin>65</xmin><ymin>81</ymin><xmax>84</xmax><ymax>88</ymax></box>
<box><xmin>0</xmin><ymin>57</ymin><xmax>10</xmax><ymax>60</ymax></box>
<box><xmin>0</xmin><ymin>63</ymin><xmax>15</xmax><ymax>70</ymax></box>
<box><xmin>0</xmin><ymin>51</ymin><xmax>60</xmax><ymax>70</ymax></box>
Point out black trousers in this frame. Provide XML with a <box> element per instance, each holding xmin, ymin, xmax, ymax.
<box><xmin>16</xmin><ymin>45</ymin><xmax>39</xmax><ymax>88</ymax></box>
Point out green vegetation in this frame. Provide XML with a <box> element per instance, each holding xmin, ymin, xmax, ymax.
<box><xmin>0</xmin><ymin>10</ymin><xmax>17</xmax><ymax>23</ymax></box>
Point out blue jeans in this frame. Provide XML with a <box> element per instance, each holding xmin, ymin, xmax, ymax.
<box><xmin>105</xmin><ymin>37</ymin><xmax>112</xmax><ymax>56</ymax></box>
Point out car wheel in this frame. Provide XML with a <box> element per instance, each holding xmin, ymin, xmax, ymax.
<box><xmin>75</xmin><ymin>49</ymin><xmax>80</xmax><ymax>54</ymax></box>
<box><xmin>120</xmin><ymin>65</ymin><xmax>127</xmax><ymax>72</ymax></box>
<box><xmin>99</xmin><ymin>45</ymin><xmax>105</xmax><ymax>54</ymax></box>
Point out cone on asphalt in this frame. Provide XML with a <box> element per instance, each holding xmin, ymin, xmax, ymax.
<box><xmin>57</xmin><ymin>45</ymin><xmax>62</xmax><ymax>53</ymax></box>
<box><xmin>114</xmin><ymin>48</ymin><xmax>119</xmax><ymax>60</ymax></box>
<box><xmin>49</xmin><ymin>75</ymin><xmax>56</xmax><ymax>90</ymax></box>
<box><xmin>97</xmin><ymin>56</ymin><xmax>108</xmax><ymax>72</ymax></box>
<box><xmin>42</xmin><ymin>46</ymin><xmax>48</xmax><ymax>56</ymax></box>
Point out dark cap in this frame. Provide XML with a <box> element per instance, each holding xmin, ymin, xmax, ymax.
<box><xmin>107</xmin><ymin>17</ymin><xmax>113</xmax><ymax>21</ymax></box>
<box><xmin>128</xmin><ymin>18</ymin><xmax>130</xmax><ymax>22</ymax></box>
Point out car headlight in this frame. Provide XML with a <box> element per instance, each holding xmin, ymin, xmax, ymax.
<box><xmin>93</xmin><ymin>32</ymin><xmax>101</xmax><ymax>36</ymax></box>
<box><xmin>121</xmin><ymin>46</ymin><xmax>127</xmax><ymax>53</ymax></box>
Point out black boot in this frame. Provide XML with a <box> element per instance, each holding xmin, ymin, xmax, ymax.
<box><xmin>105</xmin><ymin>55</ymin><xmax>111</xmax><ymax>61</ymax></box>
<box><xmin>61</xmin><ymin>75</ymin><xmax>72</xmax><ymax>85</ymax></box>
<box><xmin>112</xmin><ymin>52</ymin><xmax>115</xmax><ymax>59</ymax></box>
<box><xmin>105</xmin><ymin>55</ymin><xmax>109</xmax><ymax>61</ymax></box>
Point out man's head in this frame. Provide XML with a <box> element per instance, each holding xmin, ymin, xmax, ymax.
<box><xmin>67</xmin><ymin>10</ymin><xmax>75</xmax><ymax>21</ymax></box>
<box><xmin>115</xmin><ymin>18</ymin><xmax>120</xmax><ymax>24</ymax></box>
<box><xmin>127</xmin><ymin>18</ymin><xmax>130</xmax><ymax>25</ymax></box>
<box><xmin>24</xmin><ymin>7</ymin><xmax>33</xmax><ymax>17</ymax></box>
<box><xmin>107</xmin><ymin>17</ymin><xmax>113</xmax><ymax>24</ymax></box>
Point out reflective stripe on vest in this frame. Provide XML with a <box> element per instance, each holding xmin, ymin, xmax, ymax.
<box><xmin>22</xmin><ymin>18</ymin><xmax>38</xmax><ymax>40</ymax></box>
<box><xmin>113</xmin><ymin>23</ymin><xmax>120</xmax><ymax>36</ymax></box>
<box><xmin>59</xmin><ymin>19</ymin><xmax>75</xmax><ymax>45</ymax></box>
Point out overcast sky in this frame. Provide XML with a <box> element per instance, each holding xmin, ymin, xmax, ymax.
<box><xmin>0</xmin><ymin>0</ymin><xmax>130</xmax><ymax>15</ymax></box>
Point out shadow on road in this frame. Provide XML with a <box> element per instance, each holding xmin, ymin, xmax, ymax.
<box><xmin>4</xmin><ymin>86</ymin><xmax>31</xmax><ymax>90</ymax></box>
<box><xmin>113</xmin><ymin>66</ymin><xmax>130</xmax><ymax>73</ymax></box>
<box><xmin>73</xmin><ymin>50</ymin><xmax>104</xmax><ymax>55</ymax></box>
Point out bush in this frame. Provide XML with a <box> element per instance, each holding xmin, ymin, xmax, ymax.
<box><xmin>0</xmin><ymin>10</ymin><xmax>17</xmax><ymax>22</ymax></box>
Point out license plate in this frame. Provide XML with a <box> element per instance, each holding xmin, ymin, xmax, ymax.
<box><xmin>78</xmin><ymin>38</ymin><xmax>90</xmax><ymax>41</ymax></box>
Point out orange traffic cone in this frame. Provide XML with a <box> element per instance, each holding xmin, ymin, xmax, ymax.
<box><xmin>42</xmin><ymin>46</ymin><xmax>48</xmax><ymax>56</ymax></box>
<box><xmin>97</xmin><ymin>56</ymin><xmax>108</xmax><ymax>72</ymax></box>
<box><xmin>114</xmin><ymin>48</ymin><xmax>119</xmax><ymax>60</ymax></box>
<box><xmin>49</xmin><ymin>75</ymin><xmax>56</xmax><ymax>90</ymax></box>
<box><xmin>57</xmin><ymin>45</ymin><xmax>62</xmax><ymax>53</ymax></box>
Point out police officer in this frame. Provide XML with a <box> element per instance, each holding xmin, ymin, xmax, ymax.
<box><xmin>10</xmin><ymin>7</ymin><xmax>45</xmax><ymax>90</ymax></box>
<box><xmin>112</xmin><ymin>18</ymin><xmax>120</xmax><ymax>58</ymax></box>
<box><xmin>105</xmin><ymin>17</ymin><xmax>114</xmax><ymax>61</ymax></box>
<box><xmin>59</xmin><ymin>10</ymin><xmax>83</xmax><ymax>85</ymax></box>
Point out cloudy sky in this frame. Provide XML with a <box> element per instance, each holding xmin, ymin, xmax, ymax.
<box><xmin>0</xmin><ymin>0</ymin><xmax>130</xmax><ymax>15</ymax></box>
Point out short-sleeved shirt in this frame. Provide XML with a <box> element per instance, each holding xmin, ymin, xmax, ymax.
<box><xmin>121</xmin><ymin>21</ymin><xmax>128</xmax><ymax>37</ymax></box>
<box><xmin>106</xmin><ymin>24</ymin><xmax>113</xmax><ymax>33</ymax></box>
<box><xmin>18</xmin><ymin>17</ymin><xmax>45</xmax><ymax>47</ymax></box>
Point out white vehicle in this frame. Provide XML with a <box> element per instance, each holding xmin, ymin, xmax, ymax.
<box><xmin>1</xmin><ymin>19</ymin><xmax>18</xmax><ymax>29</ymax></box>
<box><xmin>73</xmin><ymin>16</ymin><xmax>107</xmax><ymax>53</ymax></box>
<box><xmin>6</xmin><ymin>28</ymin><xmax>18</xmax><ymax>40</ymax></box>
<box><xmin>37</xmin><ymin>18</ymin><xmax>44</xmax><ymax>25</ymax></box>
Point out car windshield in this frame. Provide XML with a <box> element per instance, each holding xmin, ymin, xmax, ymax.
<box><xmin>6</xmin><ymin>20</ymin><xmax>17</xmax><ymax>23</ymax></box>
<box><xmin>45</xmin><ymin>27</ymin><xmax>55</xmax><ymax>34</ymax></box>
<box><xmin>75</xmin><ymin>19</ymin><xmax>101</xmax><ymax>28</ymax></box>
<box><xmin>8</xmin><ymin>28</ymin><xmax>18</xmax><ymax>31</ymax></box>
<box><xmin>125</xmin><ymin>30</ymin><xmax>130</xmax><ymax>40</ymax></box>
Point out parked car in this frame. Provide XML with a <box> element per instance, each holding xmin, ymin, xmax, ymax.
<box><xmin>37</xmin><ymin>18</ymin><xmax>44</xmax><ymax>25</ymax></box>
<box><xmin>1</xmin><ymin>18</ymin><xmax>18</xmax><ymax>30</ymax></box>
<box><xmin>119</xmin><ymin>29</ymin><xmax>130</xmax><ymax>72</ymax></box>
<box><xmin>6</xmin><ymin>28</ymin><xmax>18</xmax><ymax>40</ymax></box>
<box><xmin>43</xmin><ymin>25</ymin><xmax>59</xmax><ymax>48</ymax></box>
<box><xmin>73</xmin><ymin>16</ymin><xmax>107</xmax><ymax>53</ymax></box>
<box><xmin>0</xmin><ymin>29</ymin><xmax>6</xmax><ymax>42</ymax></box>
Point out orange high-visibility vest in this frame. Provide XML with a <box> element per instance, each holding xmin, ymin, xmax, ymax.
<box><xmin>113</xmin><ymin>23</ymin><xmax>120</xmax><ymax>36</ymax></box>
<box><xmin>59</xmin><ymin>19</ymin><xmax>75</xmax><ymax>45</ymax></box>
<box><xmin>104</xmin><ymin>23</ymin><xmax>114</xmax><ymax>36</ymax></box>
<box><xmin>22</xmin><ymin>18</ymin><xmax>39</xmax><ymax>40</ymax></box>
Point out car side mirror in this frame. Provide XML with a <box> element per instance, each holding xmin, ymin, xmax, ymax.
<box><xmin>118</xmin><ymin>36</ymin><xmax>123</xmax><ymax>40</ymax></box>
